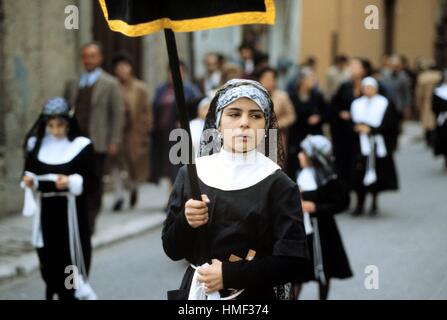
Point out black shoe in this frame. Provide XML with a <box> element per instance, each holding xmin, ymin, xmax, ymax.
<box><xmin>351</xmin><ymin>208</ymin><xmax>364</xmax><ymax>216</ymax></box>
<box><xmin>113</xmin><ymin>199</ymin><xmax>124</xmax><ymax>212</ymax></box>
<box><xmin>130</xmin><ymin>190</ymin><xmax>138</xmax><ymax>209</ymax></box>
<box><xmin>369</xmin><ymin>206</ymin><xmax>378</xmax><ymax>216</ymax></box>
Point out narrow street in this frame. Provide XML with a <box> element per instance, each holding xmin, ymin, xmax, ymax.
<box><xmin>1</xmin><ymin>123</ymin><xmax>446</xmax><ymax>300</ymax></box>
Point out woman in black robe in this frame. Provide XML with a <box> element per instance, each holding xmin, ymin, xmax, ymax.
<box><xmin>287</xmin><ymin>67</ymin><xmax>326</xmax><ymax>180</ymax></box>
<box><xmin>294</xmin><ymin>135</ymin><xmax>352</xmax><ymax>300</ymax></box>
<box><xmin>330</xmin><ymin>58</ymin><xmax>376</xmax><ymax>187</ymax></box>
<box><xmin>350</xmin><ymin>78</ymin><xmax>399</xmax><ymax>216</ymax></box>
<box><xmin>162</xmin><ymin>79</ymin><xmax>309</xmax><ymax>300</ymax></box>
<box><xmin>21</xmin><ymin>97</ymin><xmax>98</xmax><ymax>300</ymax></box>
<box><xmin>432</xmin><ymin>70</ymin><xmax>447</xmax><ymax>170</ymax></box>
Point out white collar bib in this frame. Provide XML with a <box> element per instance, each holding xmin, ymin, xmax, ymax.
<box><xmin>28</xmin><ymin>135</ymin><xmax>91</xmax><ymax>165</ymax></box>
<box><xmin>195</xmin><ymin>147</ymin><xmax>281</xmax><ymax>191</ymax></box>
<box><xmin>297</xmin><ymin>167</ymin><xmax>317</xmax><ymax>192</ymax></box>
<box><xmin>434</xmin><ymin>84</ymin><xmax>447</xmax><ymax>101</ymax></box>
<box><xmin>351</xmin><ymin>94</ymin><xmax>388</xmax><ymax>128</ymax></box>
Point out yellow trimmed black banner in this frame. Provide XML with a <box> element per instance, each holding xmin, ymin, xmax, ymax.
<box><xmin>99</xmin><ymin>0</ymin><xmax>275</xmax><ymax>37</ymax></box>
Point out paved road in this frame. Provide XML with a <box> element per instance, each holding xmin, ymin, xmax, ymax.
<box><xmin>0</xmin><ymin>226</ymin><xmax>185</xmax><ymax>300</ymax></box>
<box><xmin>1</xmin><ymin>122</ymin><xmax>446</xmax><ymax>300</ymax></box>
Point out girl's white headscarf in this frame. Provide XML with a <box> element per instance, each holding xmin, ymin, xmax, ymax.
<box><xmin>215</xmin><ymin>79</ymin><xmax>271</xmax><ymax>128</ymax></box>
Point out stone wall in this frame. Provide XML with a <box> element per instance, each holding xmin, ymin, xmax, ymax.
<box><xmin>0</xmin><ymin>0</ymin><xmax>191</xmax><ymax>217</ymax></box>
<box><xmin>0</xmin><ymin>0</ymin><xmax>81</xmax><ymax>216</ymax></box>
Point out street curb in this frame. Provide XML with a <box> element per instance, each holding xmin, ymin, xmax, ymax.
<box><xmin>0</xmin><ymin>213</ymin><xmax>166</xmax><ymax>283</ymax></box>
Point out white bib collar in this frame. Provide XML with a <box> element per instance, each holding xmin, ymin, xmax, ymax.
<box><xmin>297</xmin><ymin>167</ymin><xmax>318</xmax><ymax>192</ymax></box>
<box><xmin>195</xmin><ymin>147</ymin><xmax>281</xmax><ymax>191</ymax></box>
<box><xmin>29</xmin><ymin>135</ymin><xmax>91</xmax><ymax>165</ymax></box>
<box><xmin>434</xmin><ymin>84</ymin><xmax>447</xmax><ymax>101</ymax></box>
<box><xmin>351</xmin><ymin>94</ymin><xmax>388</xmax><ymax>128</ymax></box>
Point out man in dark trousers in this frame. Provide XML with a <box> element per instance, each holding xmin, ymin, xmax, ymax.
<box><xmin>64</xmin><ymin>42</ymin><xmax>124</xmax><ymax>235</ymax></box>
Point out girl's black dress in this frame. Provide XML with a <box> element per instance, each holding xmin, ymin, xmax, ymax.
<box><xmin>298</xmin><ymin>178</ymin><xmax>353</xmax><ymax>282</ymax></box>
<box><xmin>24</xmin><ymin>136</ymin><xmax>97</xmax><ymax>299</ymax></box>
<box><xmin>162</xmin><ymin>165</ymin><xmax>309</xmax><ymax>300</ymax></box>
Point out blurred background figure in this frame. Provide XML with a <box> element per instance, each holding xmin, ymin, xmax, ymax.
<box><xmin>400</xmin><ymin>55</ymin><xmax>418</xmax><ymax>117</ymax></box>
<box><xmin>197</xmin><ymin>53</ymin><xmax>223</xmax><ymax>95</ymax></box>
<box><xmin>303</xmin><ymin>56</ymin><xmax>318</xmax><ymax>73</ymax></box>
<box><xmin>415</xmin><ymin>59</ymin><xmax>442</xmax><ymax>147</ymax></box>
<box><xmin>237</xmin><ymin>43</ymin><xmax>256</xmax><ymax>78</ymax></box>
<box><xmin>189</xmin><ymin>96</ymin><xmax>211</xmax><ymax>156</ymax></box>
<box><xmin>286</xmin><ymin>56</ymin><xmax>319</xmax><ymax>97</ymax></box>
<box><xmin>111</xmin><ymin>53</ymin><xmax>152</xmax><ymax>211</ymax></box>
<box><xmin>287</xmin><ymin>66</ymin><xmax>326</xmax><ymax>180</ymax></box>
<box><xmin>151</xmin><ymin>61</ymin><xmax>200</xmax><ymax>187</ymax></box>
<box><xmin>329</xmin><ymin>57</ymin><xmax>373</xmax><ymax>188</ymax></box>
<box><xmin>220</xmin><ymin>62</ymin><xmax>244</xmax><ymax>84</ymax></box>
<box><xmin>325</xmin><ymin>55</ymin><xmax>351</xmax><ymax>102</ymax></box>
<box><xmin>381</xmin><ymin>54</ymin><xmax>412</xmax><ymax>120</ymax></box>
<box><xmin>432</xmin><ymin>69</ymin><xmax>447</xmax><ymax>170</ymax></box>
<box><xmin>64</xmin><ymin>42</ymin><xmax>124</xmax><ymax>234</ymax></box>
<box><xmin>350</xmin><ymin>77</ymin><xmax>399</xmax><ymax>216</ymax></box>
<box><xmin>256</xmin><ymin>66</ymin><xmax>296</xmax><ymax>152</ymax></box>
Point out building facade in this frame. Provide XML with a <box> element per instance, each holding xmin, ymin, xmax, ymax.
<box><xmin>299</xmin><ymin>0</ymin><xmax>443</xmax><ymax>90</ymax></box>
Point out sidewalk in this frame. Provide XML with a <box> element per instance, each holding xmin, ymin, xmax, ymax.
<box><xmin>0</xmin><ymin>180</ymin><xmax>171</xmax><ymax>282</ymax></box>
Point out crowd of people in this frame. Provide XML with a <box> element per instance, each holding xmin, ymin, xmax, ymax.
<box><xmin>19</xmin><ymin>39</ymin><xmax>447</xmax><ymax>300</ymax></box>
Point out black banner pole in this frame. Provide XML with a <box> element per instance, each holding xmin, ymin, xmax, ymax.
<box><xmin>164</xmin><ymin>29</ymin><xmax>201</xmax><ymax>201</ymax></box>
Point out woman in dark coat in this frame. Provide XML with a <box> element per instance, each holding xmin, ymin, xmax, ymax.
<box><xmin>162</xmin><ymin>79</ymin><xmax>309</xmax><ymax>300</ymax></box>
<box><xmin>294</xmin><ymin>135</ymin><xmax>352</xmax><ymax>300</ymax></box>
<box><xmin>287</xmin><ymin>67</ymin><xmax>326</xmax><ymax>180</ymax></box>
<box><xmin>432</xmin><ymin>70</ymin><xmax>447</xmax><ymax>170</ymax></box>
<box><xmin>350</xmin><ymin>77</ymin><xmax>399</xmax><ymax>216</ymax></box>
<box><xmin>21</xmin><ymin>97</ymin><xmax>98</xmax><ymax>300</ymax></box>
<box><xmin>330</xmin><ymin>58</ymin><xmax>376</xmax><ymax>187</ymax></box>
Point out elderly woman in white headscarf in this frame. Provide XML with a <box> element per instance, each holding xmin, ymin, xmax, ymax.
<box><xmin>162</xmin><ymin>79</ymin><xmax>309</xmax><ymax>300</ymax></box>
<box><xmin>350</xmin><ymin>77</ymin><xmax>399</xmax><ymax>216</ymax></box>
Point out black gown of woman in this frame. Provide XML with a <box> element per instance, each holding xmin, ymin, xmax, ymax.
<box><xmin>287</xmin><ymin>90</ymin><xmax>326</xmax><ymax>179</ymax></box>
<box><xmin>330</xmin><ymin>81</ymin><xmax>395</xmax><ymax>188</ymax></box>
<box><xmin>432</xmin><ymin>86</ymin><xmax>447</xmax><ymax>159</ymax></box>
<box><xmin>350</xmin><ymin>96</ymin><xmax>399</xmax><ymax>194</ymax></box>
<box><xmin>329</xmin><ymin>81</ymin><xmax>361</xmax><ymax>186</ymax></box>
<box><xmin>24</xmin><ymin>135</ymin><xmax>97</xmax><ymax>299</ymax></box>
<box><xmin>162</xmin><ymin>164</ymin><xmax>309</xmax><ymax>300</ymax></box>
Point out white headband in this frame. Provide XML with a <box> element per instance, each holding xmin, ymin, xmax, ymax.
<box><xmin>361</xmin><ymin>76</ymin><xmax>378</xmax><ymax>88</ymax></box>
<box><xmin>215</xmin><ymin>79</ymin><xmax>271</xmax><ymax>127</ymax></box>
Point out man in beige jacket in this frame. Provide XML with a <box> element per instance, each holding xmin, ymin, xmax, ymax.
<box><xmin>64</xmin><ymin>42</ymin><xmax>124</xmax><ymax>234</ymax></box>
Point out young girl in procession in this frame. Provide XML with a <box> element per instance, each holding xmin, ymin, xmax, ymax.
<box><xmin>350</xmin><ymin>77</ymin><xmax>399</xmax><ymax>216</ymax></box>
<box><xmin>293</xmin><ymin>135</ymin><xmax>352</xmax><ymax>300</ymax></box>
<box><xmin>21</xmin><ymin>97</ymin><xmax>98</xmax><ymax>300</ymax></box>
<box><xmin>162</xmin><ymin>79</ymin><xmax>309</xmax><ymax>300</ymax></box>
<box><xmin>432</xmin><ymin>69</ymin><xmax>447</xmax><ymax>170</ymax></box>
